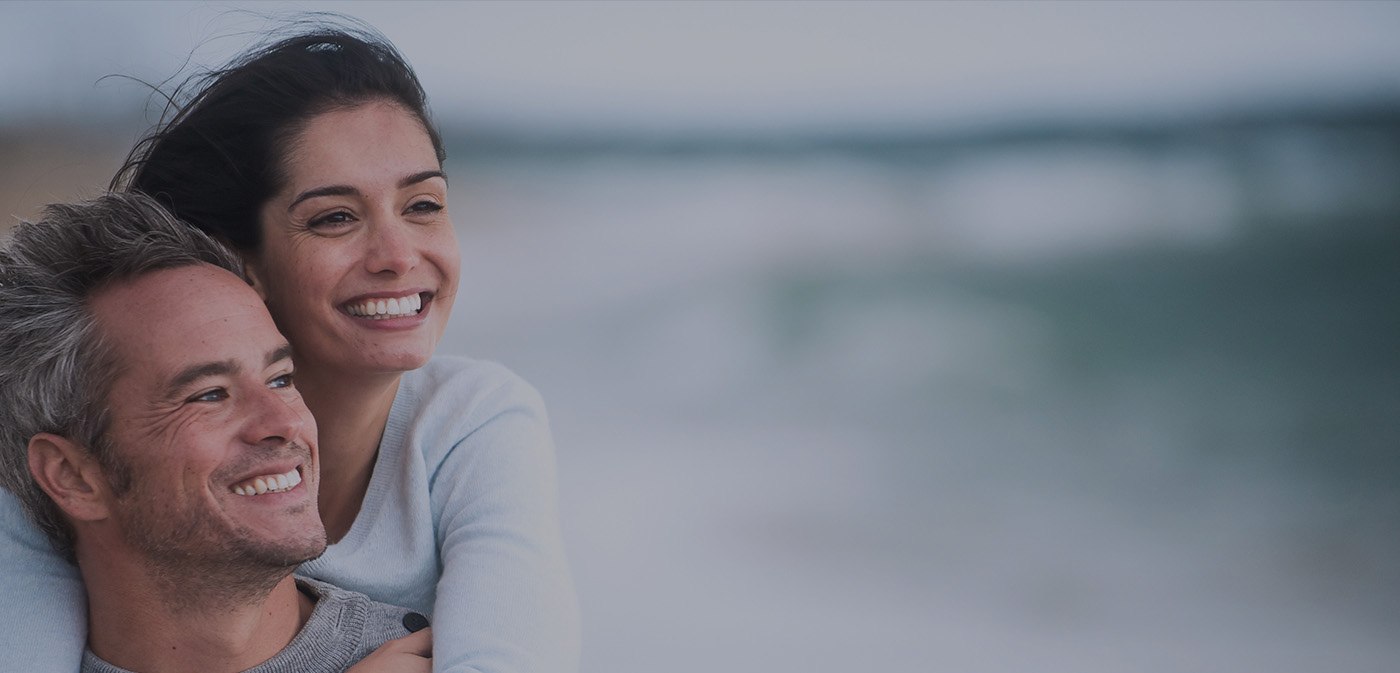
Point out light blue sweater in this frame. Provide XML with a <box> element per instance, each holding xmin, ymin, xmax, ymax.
<box><xmin>0</xmin><ymin>357</ymin><xmax>580</xmax><ymax>673</ymax></box>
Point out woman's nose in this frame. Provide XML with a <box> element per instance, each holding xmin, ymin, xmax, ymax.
<box><xmin>363</xmin><ymin>217</ymin><xmax>420</xmax><ymax>276</ymax></box>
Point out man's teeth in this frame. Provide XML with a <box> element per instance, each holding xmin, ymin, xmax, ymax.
<box><xmin>231</xmin><ymin>467</ymin><xmax>302</xmax><ymax>496</ymax></box>
<box><xmin>345</xmin><ymin>293</ymin><xmax>423</xmax><ymax>319</ymax></box>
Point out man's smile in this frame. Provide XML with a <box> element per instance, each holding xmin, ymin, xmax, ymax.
<box><xmin>231</xmin><ymin>466</ymin><xmax>304</xmax><ymax>496</ymax></box>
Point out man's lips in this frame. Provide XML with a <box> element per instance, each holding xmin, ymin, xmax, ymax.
<box><xmin>230</xmin><ymin>465</ymin><xmax>303</xmax><ymax>496</ymax></box>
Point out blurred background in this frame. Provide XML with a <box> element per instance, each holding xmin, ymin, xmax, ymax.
<box><xmin>3</xmin><ymin>1</ymin><xmax>1398</xmax><ymax>671</ymax></box>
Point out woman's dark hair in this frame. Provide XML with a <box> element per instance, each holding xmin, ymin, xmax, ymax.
<box><xmin>111</xmin><ymin>24</ymin><xmax>447</xmax><ymax>252</ymax></box>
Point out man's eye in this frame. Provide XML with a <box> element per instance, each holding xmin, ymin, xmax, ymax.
<box><xmin>269</xmin><ymin>374</ymin><xmax>294</xmax><ymax>389</ymax></box>
<box><xmin>188</xmin><ymin>388</ymin><xmax>228</xmax><ymax>403</ymax></box>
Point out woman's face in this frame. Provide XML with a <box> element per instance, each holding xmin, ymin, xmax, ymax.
<box><xmin>249</xmin><ymin>99</ymin><xmax>459</xmax><ymax>379</ymax></box>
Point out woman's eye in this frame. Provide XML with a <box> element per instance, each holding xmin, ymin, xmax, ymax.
<box><xmin>188</xmin><ymin>388</ymin><xmax>228</xmax><ymax>403</ymax></box>
<box><xmin>269</xmin><ymin>373</ymin><xmax>295</xmax><ymax>389</ymax></box>
<box><xmin>307</xmin><ymin>210</ymin><xmax>354</xmax><ymax>229</ymax></box>
<box><xmin>407</xmin><ymin>200</ymin><xmax>444</xmax><ymax>215</ymax></box>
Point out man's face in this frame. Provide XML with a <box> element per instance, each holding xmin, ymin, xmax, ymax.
<box><xmin>89</xmin><ymin>264</ymin><xmax>325</xmax><ymax>571</ymax></box>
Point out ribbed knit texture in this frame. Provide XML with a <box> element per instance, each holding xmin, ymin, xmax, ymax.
<box><xmin>78</xmin><ymin>577</ymin><xmax>413</xmax><ymax>673</ymax></box>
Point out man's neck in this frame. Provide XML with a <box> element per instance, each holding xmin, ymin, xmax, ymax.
<box><xmin>80</xmin><ymin>545</ymin><xmax>314</xmax><ymax>673</ymax></box>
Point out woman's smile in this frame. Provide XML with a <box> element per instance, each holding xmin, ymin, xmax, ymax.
<box><xmin>343</xmin><ymin>291</ymin><xmax>425</xmax><ymax>319</ymax></box>
<box><xmin>339</xmin><ymin>289</ymin><xmax>441</xmax><ymax>331</ymax></box>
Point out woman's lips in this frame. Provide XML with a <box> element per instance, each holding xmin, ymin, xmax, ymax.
<box><xmin>342</xmin><ymin>291</ymin><xmax>427</xmax><ymax>319</ymax></box>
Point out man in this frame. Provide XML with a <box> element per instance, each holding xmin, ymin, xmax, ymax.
<box><xmin>0</xmin><ymin>194</ymin><xmax>429</xmax><ymax>673</ymax></box>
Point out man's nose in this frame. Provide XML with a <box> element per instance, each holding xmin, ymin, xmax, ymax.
<box><xmin>241</xmin><ymin>386</ymin><xmax>307</xmax><ymax>446</ymax></box>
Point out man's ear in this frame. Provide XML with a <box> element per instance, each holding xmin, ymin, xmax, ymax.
<box><xmin>28</xmin><ymin>433</ymin><xmax>114</xmax><ymax>522</ymax></box>
<box><xmin>243</xmin><ymin>256</ymin><xmax>270</xmax><ymax>302</ymax></box>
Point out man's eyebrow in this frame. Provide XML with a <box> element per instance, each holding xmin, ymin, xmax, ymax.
<box><xmin>162</xmin><ymin>345</ymin><xmax>293</xmax><ymax>401</ymax></box>
<box><xmin>287</xmin><ymin>185</ymin><xmax>359</xmax><ymax>211</ymax></box>
<box><xmin>267</xmin><ymin>343</ymin><xmax>294</xmax><ymax>367</ymax></box>
<box><xmin>164</xmin><ymin>360</ymin><xmax>237</xmax><ymax>399</ymax></box>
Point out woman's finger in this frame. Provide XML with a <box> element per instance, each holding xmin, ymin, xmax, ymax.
<box><xmin>346</xmin><ymin>628</ymin><xmax>433</xmax><ymax>673</ymax></box>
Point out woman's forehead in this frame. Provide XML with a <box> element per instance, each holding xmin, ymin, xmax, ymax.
<box><xmin>276</xmin><ymin>100</ymin><xmax>441</xmax><ymax>191</ymax></box>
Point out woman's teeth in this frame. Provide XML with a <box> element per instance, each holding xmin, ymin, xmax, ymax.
<box><xmin>231</xmin><ymin>467</ymin><xmax>302</xmax><ymax>496</ymax></box>
<box><xmin>345</xmin><ymin>293</ymin><xmax>423</xmax><ymax>319</ymax></box>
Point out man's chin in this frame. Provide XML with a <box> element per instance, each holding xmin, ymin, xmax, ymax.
<box><xmin>162</xmin><ymin>529</ymin><xmax>329</xmax><ymax>581</ymax></box>
<box><xmin>250</xmin><ymin>530</ymin><xmax>329</xmax><ymax>568</ymax></box>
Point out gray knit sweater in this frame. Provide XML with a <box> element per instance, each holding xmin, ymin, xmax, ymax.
<box><xmin>79</xmin><ymin>577</ymin><xmax>420</xmax><ymax>673</ymax></box>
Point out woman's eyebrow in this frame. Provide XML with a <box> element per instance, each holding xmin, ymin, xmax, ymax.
<box><xmin>400</xmin><ymin>170</ymin><xmax>446</xmax><ymax>188</ymax></box>
<box><xmin>287</xmin><ymin>171</ymin><xmax>444</xmax><ymax>211</ymax></box>
<box><xmin>288</xmin><ymin>185</ymin><xmax>360</xmax><ymax>211</ymax></box>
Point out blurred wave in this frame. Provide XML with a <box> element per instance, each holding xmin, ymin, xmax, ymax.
<box><xmin>436</xmin><ymin>102</ymin><xmax>1400</xmax><ymax>671</ymax></box>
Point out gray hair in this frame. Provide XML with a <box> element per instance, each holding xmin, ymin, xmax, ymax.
<box><xmin>0</xmin><ymin>192</ymin><xmax>244</xmax><ymax>559</ymax></box>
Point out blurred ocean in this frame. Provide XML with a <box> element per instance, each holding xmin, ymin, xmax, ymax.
<box><xmin>435</xmin><ymin>108</ymin><xmax>1400</xmax><ymax>672</ymax></box>
<box><xmin>3</xmin><ymin>104</ymin><xmax>1398</xmax><ymax>671</ymax></box>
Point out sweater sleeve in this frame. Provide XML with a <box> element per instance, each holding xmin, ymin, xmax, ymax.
<box><xmin>425</xmin><ymin>368</ymin><xmax>581</xmax><ymax>673</ymax></box>
<box><xmin>0</xmin><ymin>489</ymin><xmax>87</xmax><ymax>672</ymax></box>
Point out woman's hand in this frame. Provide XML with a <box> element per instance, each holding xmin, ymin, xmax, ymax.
<box><xmin>348</xmin><ymin>628</ymin><xmax>432</xmax><ymax>673</ymax></box>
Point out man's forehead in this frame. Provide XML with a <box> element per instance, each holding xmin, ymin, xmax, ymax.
<box><xmin>90</xmin><ymin>265</ymin><xmax>281</xmax><ymax>385</ymax></box>
<box><xmin>92</xmin><ymin>263</ymin><xmax>247</xmax><ymax>313</ymax></box>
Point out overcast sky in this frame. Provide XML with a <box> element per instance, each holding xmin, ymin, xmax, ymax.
<box><xmin>3</xmin><ymin>1</ymin><xmax>1400</xmax><ymax>133</ymax></box>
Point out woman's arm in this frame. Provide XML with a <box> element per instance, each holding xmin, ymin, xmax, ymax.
<box><xmin>427</xmin><ymin>369</ymin><xmax>581</xmax><ymax>673</ymax></box>
<box><xmin>0</xmin><ymin>489</ymin><xmax>87</xmax><ymax>672</ymax></box>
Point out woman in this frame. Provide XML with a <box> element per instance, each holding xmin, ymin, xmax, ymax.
<box><xmin>0</xmin><ymin>25</ymin><xmax>579</xmax><ymax>673</ymax></box>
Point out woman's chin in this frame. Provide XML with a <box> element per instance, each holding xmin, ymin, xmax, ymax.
<box><xmin>365</xmin><ymin>350</ymin><xmax>434</xmax><ymax>374</ymax></box>
<box><xmin>315</xmin><ymin>344</ymin><xmax>435</xmax><ymax>378</ymax></box>
<box><xmin>327</xmin><ymin>317</ymin><xmax>446</xmax><ymax>375</ymax></box>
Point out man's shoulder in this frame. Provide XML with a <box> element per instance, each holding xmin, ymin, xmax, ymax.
<box><xmin>266</xmin><ymin>577</ymin><xmax>425</xmax><ymax>672</ymax></box>
<box><xmin>295</xmin><ymin>576</ymin><xmax>422</xmax><ymax>649</ymax></box>
<box><xmin>79</xmin><ymin>578</ymin><xmax>426</xmax><ymax>673</ymax></box>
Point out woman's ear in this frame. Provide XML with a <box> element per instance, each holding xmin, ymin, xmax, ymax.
<box><xmin>28</xmin><ymin>433</ymin><xmax>115</xmax><ymax>522</ymax></box>
<box><xmin>243</xmin><ymin>256</ymin><xmax>270</xmax><ymax>301</ymax></box>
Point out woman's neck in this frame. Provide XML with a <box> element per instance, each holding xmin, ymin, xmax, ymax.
<box><xmin>294</xmin><ymin>366</ymin><xmax>402</xmax><ymax>543</ymax></box>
